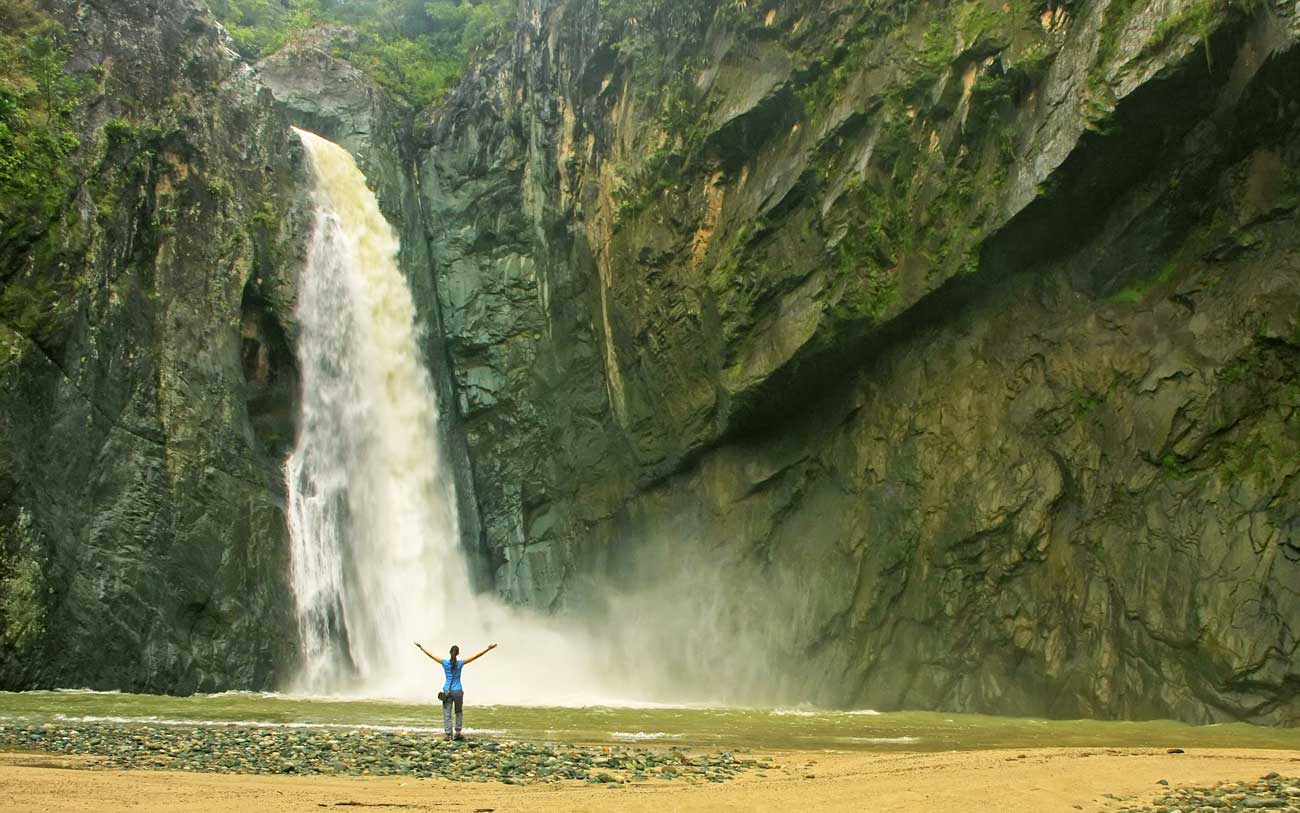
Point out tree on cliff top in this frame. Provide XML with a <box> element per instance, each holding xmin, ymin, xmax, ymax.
<box><xmin>206</xmin><ymin>0</ymin><xmax>514</xmax><ymax>106</ymax></box>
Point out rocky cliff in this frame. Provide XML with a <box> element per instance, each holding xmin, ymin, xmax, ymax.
<box><xmin>0</xmin><ymin>0</ymin><xmax>303</xmax><ymax>692</ymax></box>
<box><xmin>418</xmin><ymin>0</ymin><xmax>1300</xmax><ymax>723</ymax></box>
<box><xmin>1</xmin><ymin>0</ymin><xmax>1296</xmax><ymax>725</ymax></box>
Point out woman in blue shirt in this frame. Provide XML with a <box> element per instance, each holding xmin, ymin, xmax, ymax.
<box><xmin>415</xmin><ymin>641</ymin><xmax>497</xmax><ymax>740</ymax></box>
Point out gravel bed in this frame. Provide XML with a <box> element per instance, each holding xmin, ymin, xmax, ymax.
<box><xmin>0</xmin><ymin>722</ymin><xmax>766</xmax><ymax>784</ymax></box>
<box><xmin>1114</xmin><ymin>774</ymin><xmax>1300</xmax><ymax>812</ymax></box>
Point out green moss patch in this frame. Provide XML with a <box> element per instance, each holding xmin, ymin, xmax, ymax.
<box><xmin>0</xmin><ymin>0</ymin><xmax>84</xmax><ymax>260</ymax></box>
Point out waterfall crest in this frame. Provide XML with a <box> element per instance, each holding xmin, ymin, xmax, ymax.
<box><xmin>286</xmin><ymin>128</ymin><xmax>605</xmax><ymax>704</ymax></box>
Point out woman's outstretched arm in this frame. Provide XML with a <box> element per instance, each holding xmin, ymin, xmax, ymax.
<box><xmin>414</xmin><ymin>642</ymin><xmax>442</xmax><ymax>664</ymax></box>
<box><xmin>462</xmin><ymin>643</ymin><xmax>498</xmax><ymax>664</ymax></box>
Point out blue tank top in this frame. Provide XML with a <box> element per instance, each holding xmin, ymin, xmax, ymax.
<box><xmin>442</xmin><ymin>659</ymin><xmax>464</xmax><ymax>692</ymax></box>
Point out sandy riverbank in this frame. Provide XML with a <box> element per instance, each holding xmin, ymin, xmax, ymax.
<box><xmin>4</xmin><ymin>747</ymin><xmax>1298</xmax><ymax>811</ymax></box>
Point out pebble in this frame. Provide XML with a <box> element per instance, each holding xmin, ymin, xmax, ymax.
<box><xmin>0</xmin><ymin>722</ymin><xmax>760</xmax><ymax>785</ymax></box>
<box><xmin>1112</xmin><ymin>774</ymin><xmax>1300</xmax><ymax>813</ymax></box>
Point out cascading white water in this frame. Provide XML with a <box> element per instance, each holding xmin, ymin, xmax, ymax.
<box><xmin>286</xmin><ymin>128</ymin><xmax>607</xmax><ymax>704</ymax></box>
<box><xmin>286</xmin><ymin>127</ymin><xmax>466</xmax><ymax>695</ymax></box>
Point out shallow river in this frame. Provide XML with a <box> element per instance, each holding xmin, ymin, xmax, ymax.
<box><xmin>2</xmin><ymin>691</ymin><xmax>1297</xmax><ymax>753</ymax></box>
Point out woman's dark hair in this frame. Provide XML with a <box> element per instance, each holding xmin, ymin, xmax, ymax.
<box><xmin>449</xmin><ymin>645</ymin><xmax>459</xmax><ymax>671</ymax></box>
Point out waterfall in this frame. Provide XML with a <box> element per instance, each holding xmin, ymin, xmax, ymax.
<box><xmin>285</xmin><ymin>128</ymin><xmax>605</xmax><ymax>704</ymax></box>
<box><xmin>286</xmin><ymin>127</ymin><xmax>467</xmax><ymax>696</ymax></box>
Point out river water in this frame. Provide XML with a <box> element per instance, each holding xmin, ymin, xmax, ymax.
<box><xmin>2</xmin><ymin>691</ymin><xmax>1297</xmax><ymax>753</ymax></box>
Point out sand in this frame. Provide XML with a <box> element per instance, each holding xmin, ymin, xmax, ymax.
<box><xmin>4</xmin><ymin>747</ymin><xmax>1299</xmax><ymax>811</ymax></box>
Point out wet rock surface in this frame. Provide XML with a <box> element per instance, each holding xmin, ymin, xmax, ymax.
<box><xmin>0</xmin><ymin>723</ymin><xmax>763</xmax><ymax>784</ymax></box>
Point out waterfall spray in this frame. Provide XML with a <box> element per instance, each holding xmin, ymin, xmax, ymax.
<box><xmin>286</xmin><ymin>128</ymin><xmax>606</xmax><ymax>704</ymax></box>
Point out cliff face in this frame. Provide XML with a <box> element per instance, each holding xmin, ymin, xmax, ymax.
<box><xmin>0</xmin><ymin>0</ymin><xmax>303</xmax><ymax>692</ymax></box>
<box><xmin>420</xmin><ymin>0</ymin><xmax>1300</xmax><ymax>722</ymax></box>
<box><xmin>1</xmin><ymin>0</ymin><xmax>1296</xmax><ymax>724</ymax></box>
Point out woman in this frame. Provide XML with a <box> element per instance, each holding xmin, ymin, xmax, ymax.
<box><xmin>415</xmin><ymin>641</ymin><xmax>497</xmax><ymax>741</ymax></box>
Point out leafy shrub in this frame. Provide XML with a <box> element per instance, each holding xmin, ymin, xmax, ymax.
<box><xmin>0</xmin><ymin>509</ymin><xmax>45</xmax><ymax>655</ymax></box>
<box><xmin>0</xmin><ymin>0</ymin><xmax>82</xmax><ymax>257</ymax></box>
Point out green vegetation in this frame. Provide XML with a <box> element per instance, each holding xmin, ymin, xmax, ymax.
<box><xmin>0</xmin><ymin>0</ymin><xmax>83</xmax><ymax>257</ymax></box>
<box><xmin>1011</xmin><ymin>39</ymin><xmax>1056</xmax><ymax>85</ymax></box>
<box><xmin>1071</xmin><ymin>389</ymin><xmax>1105</xmax><ymax>417</ymax></box>
<box><xmin>819</xmin><ymin>93</ymin><xmax>1005</xmax><ymax>297</ymax></box>
<box><xmin>600</xmin><ymin>0</ymin><xmax>753</xmax><ymax>90</ymax></box>
<box><xmin>612</xmin><ymin>59</ymin><xmax>716</xmax><ymax>223</ymax></box>
<box><xmin>0</xmin><ymin>509</ymin><xmax>45</xmax><ymax>654</ymax></box>
<box><xmin>1093</xmin><ymin>0</ymin><xmax>1262</xmax><ymax>85</ymax></box>
<box><xmin>795</xmin><ymin>2</ymin><xmax>922</xmax><ymax>114</ymax></box>
<box><xmin>1092</xmin><ymin>0</ymin><xmax>1144</xmax><ymax>75</ymax></box>
<box><xmin>1217</xmin><ymin>353</ymin><xmax>1256</xmax><ymax>385</ymax></box>
<box><xmin>1108</xmin><ymin>286</ymin><xmax>1144</xmax><ymax>304</ymax></box>
<box><xmin>206</xmin><ymin>0</ymin><xmax>515</xmax><ymax>106</ymax></box>
<box><xmin>828</xmin><ymin>178</ymin><xmax>906</xmax><ymax>322</ymax></box>
<box><xmin>0</xmin><ymin>0</ymin><xmax>88</xmax><ymax>343</ymax></box>
<box><xmin>1142</xmin><ymin>0</ymin><xmax>1266</xmax><ymax>62</ymax></box>
<box><xmin>88</xmin><ymin>116</ymin><xmax>158</xmax><ymax>225</ymax></box>
<box><xmin>714</xmin><ymin>0</ymin><xmax>1043</xmax><ymax>333</ymax></box>
<box><xmin>1144</xmin><ymin>0</ymin><xmax>1221</xmax><ymax>55</ymax></box>
<box><xmin>0</xmin><ymin>325</ymin><xmax>25</xmax><ymax>375</ymax></box>
<box><xmin>956</xmin><ymin>0</ymin><xmax>1007</xmax><ymax>46</ymax></box>
<box><xmin>1039</xmin><ymin>380</ymin><xmax>1117</xmax><ymax>434</ymax></box>
<box><xmin>1158</xmin><ymin>452</ymin><xmax>1195</xmax><ymax>480</ymax></box>
<box><xmin>1210</xmin><ymin>342</ymin><xmax>1300</xmax><ymax>485</ymax></box>
<box><xmin>1108</xmin><ymin>253</ymin><xmax>1183</xmax><ymax>304</ymax></box>
<box><xmin>921</xmin><ymin>18</ymin><xmax>958</xmax><ymax>71</ymax></box>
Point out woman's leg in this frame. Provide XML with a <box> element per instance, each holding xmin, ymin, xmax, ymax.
<box><xmin>442</xmin><ymin>697</ymin><xmax>453</xmax><ymax>738</ymax></box>
<box><xmin>453</xmin><ymin>691</ymin><xmax>464</xmax><ymax>737</ymax></box>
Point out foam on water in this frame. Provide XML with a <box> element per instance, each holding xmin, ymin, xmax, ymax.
<box><xmin>838</xmin><ymin>736</ymin><xmax>920</xmax><ymax>744</ymax></box>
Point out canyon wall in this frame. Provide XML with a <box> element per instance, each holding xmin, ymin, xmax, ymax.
<box><xmin>2</xmin><ymin>0</ymin><xmax>1297</xmax><ymax>724</ymax></box>
<box><xmin>418</xmin><ymin>0</ymin><xmax>1300</xmax><ymax>722</ymax></box>
<box><xmin>0</xmin><ymin>0</ymin><xmax>303</xmax><ymax>691</ymax></box>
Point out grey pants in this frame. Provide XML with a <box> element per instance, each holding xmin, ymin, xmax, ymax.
<box><xmin>441</xmin><ymin>690</ymin><xmax>464</xmax><ymax>735</ymax></box>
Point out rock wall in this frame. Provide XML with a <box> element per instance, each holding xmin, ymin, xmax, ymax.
<box><xmin>0</xmin><ymin>0</ymin><xmax>303</xmax><ymax>692</ymax></box>
<box><xmin>1</xmin><ymin>0</ymin><xmax>1295</xmax><ymax>724</ymax></box>
<box><xmin>419</xmin><ymin>0</ymin><xmax>1300</xmax><ymax>722</ymax></box>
